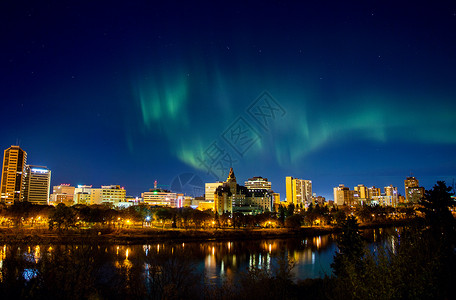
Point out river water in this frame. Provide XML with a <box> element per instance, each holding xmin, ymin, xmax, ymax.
<box><xmin>0</xmin><ymin>227</ymin><xmax>400</xmax><ymax>285</ymax></box>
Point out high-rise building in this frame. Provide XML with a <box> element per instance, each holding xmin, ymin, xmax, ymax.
<box><xmin>243</xmin><ymin>176</ymin><xmax>272</xmax><ymax>212</ymax></box>
<box><xmin>404</xmin><ymin>176</ymin><xmax>424</xmax><ymax>203</ymax></box>
<box><xmin>1</xmin><ymin>146</ymin><xmax>27</xmax><ymax>205</ymax></box>
<box><xmin>285</xmin><ymin>176</ymin><xmax>312</xmax><ymax>207</ymax></box>
<box><xmin>404</xmin><ymin>177</ymin><xmax>419</xmax><ymax>190</ymax></box>
<box><xmin>248</xmin><ymin>189</ymin><xmax>274</xmax><ymax>212</ymax></box>
<box><xmin>272</xmin><ymin>193</ymin><xmax>282</xmax><ymax>211</ymax></box>
<box><xmin>372</xmin><ymin>195</ymin><xmax>394</xmax><ymax>206</ymax></box>
<box><xmin>205</xmin><ymin>182</ymin><xmax>223</xmax><ymax>202</ymax></box>
<box><xmin>74</xmin><ymin>185</ymin><xmax>93</xmax><ymax>205</ymax></box>
<box><xmin>50</xmin><ymin>184</ymin><xmax>75</xmax><ymax>206</ymax></box>
<box><xmin>91</xmin><ymin>185</ymin><xmax>126</xmax><ymax>206</ymax></box>
<box><xmin>244</xmin><ymin>177</ymin><xmax>274</xmax><ymax>212</ymax></box>
<box><xmin>142</xmin><ymin>188</ymin><xmax>178</xmax><ymax>207</ymax></box>
<box><xmin>244</xmin><ymin>177</ymin><xmax>272</xmax><ymax>190</ymax></box>
<box><xmin>354</xmin><ymin>184</ymin><xmax>369</xmax><ymax>200</ymax></box>
<box><xmin>182</xmin><ymin>195</ymin><xmax>193</xmax><ymax>207</ymax></box>
<box><xmin>368</xmin><ymin>186</ymin><xmax>381</xmax><ymax>198</ymax></box>
<box><xmin>384</xmin><ymin>185</ymin><xmax>398</xmax><ymax>207</ymax></box>
<box><xmin>406</xmin><ymin>186</ymin><xmax>425</xmax><ymax>203</ymax></box>
<box><xmin>23</xmin><ymin>165</ymin><xmax>51</xmax><ymax>205</ymax></box>
<box><xmin>333</xmin><ymin>184</ymin><xmax>355</xmax><ymax>206</ymax></box>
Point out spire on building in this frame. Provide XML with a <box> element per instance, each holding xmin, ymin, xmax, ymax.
<box><xmin>227</xmin><ymin>167</ymin><xmax>236</xmax><ymax>182</ymax></box>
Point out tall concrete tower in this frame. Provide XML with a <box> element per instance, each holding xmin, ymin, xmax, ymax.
<box><xmin>0</xmin><ymin>146</ymin><xmax>27</xmax><ymax>205</ymax></box>
<box><xmin>23</xmin><ymin>165</ymin><xmax>51</xmax><ymax>205</ymax></box>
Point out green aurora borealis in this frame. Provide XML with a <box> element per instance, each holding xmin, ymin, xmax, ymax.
<box><xmin>2</xmin><ymin>1</ymin><xmax>456</xmax><ymax>198</ymax></box>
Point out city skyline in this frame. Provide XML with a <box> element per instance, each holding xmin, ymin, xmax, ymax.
<box><xmin>1</xmin><ymin>1</ymin><xmax>456</xmax><ymax>200</ymax></box>
<box><xmin>0</xmin><ymin>144</ymin><xmax>432</xmax><ymax>204</ymax></box>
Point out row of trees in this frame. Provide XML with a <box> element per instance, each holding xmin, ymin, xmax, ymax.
<box><xmin>0</xmin><ymin>197</ymin><xmax>420</xmax><ymax>231</ymax></box>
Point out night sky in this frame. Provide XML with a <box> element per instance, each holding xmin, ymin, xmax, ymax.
<box><xmin>2</xmin><ymin>1</ymin><xmax>456</xmax><ymax>200</ymax></box>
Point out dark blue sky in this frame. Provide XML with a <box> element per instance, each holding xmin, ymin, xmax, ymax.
<box><xmin>1</xmin><ymin>1</ymin><xmax>456</xmax><ymax>200</ymax></box>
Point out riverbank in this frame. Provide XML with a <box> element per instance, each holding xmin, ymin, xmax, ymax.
<box><xmin>0</xmin><ymin>227</ymin><xmax>334</xmax><ymax>244</ymax></box>
<box><xmin>0</xmin><ymin>218</ymin><xmax>414</xmax><ymax>244</ymax></box>
<box><xmin>359</xmin><ymin>218</ymin><xmax>417</xmax><ymax>229</ymax></box>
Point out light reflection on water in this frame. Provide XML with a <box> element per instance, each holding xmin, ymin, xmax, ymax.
<box><xmin>0</xmin><ymin>227</ymin><xmax>401</xmax><ymax>284</ymax></box>
<box><xmin>0</xmin><ymin>236</ymin><xmax>336</xmax><ymax>283</ymax></box>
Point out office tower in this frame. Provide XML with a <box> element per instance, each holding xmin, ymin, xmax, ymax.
<box><xmin>406</xmin><ymin>186</ymin><xmax>425</xmax><ymax>203</ymax></box>
<box><xmin>404</xmin><ymin>176</ymin><xmax>419</xmax><ymax>190</ymax></box>
<box><xmin>244</xmin><ymin>176</ymin><xmax>272</xmax><ymax>190</ymax></box>
<box><xmin>285</xmin><ymin>176</ymin><xmax>312</xmax><ymax>207</ymax></box>
<box><xmin>272</xmin><ymin>193</ymin><xmax>281</xmax><ymax>211</ymax></box>
<box><xmin>205</xmin><ymin>182</ymin><xmax>223</xmax><ymax>202</ymax></box>
<box><xmin>248</xmin><ymin>189</ymin><xmax>274</xmax><ymax>212</ymax></box>
<box><xmin>384</xmin><ymin>185</ymin><xmax>398</xmax><ymax>206</ymax></box>
<box><xmin>244</xmin><ymin>176</ymin><xmax>274</xmax><ymax>212</ymax></box>
<box><xmin>182</xmin><ymin>195</ymin><xmax>193</xmax><ymax>207</ymax></box>
<box><xmin>333</xmin><ymin>184</ymin><xmax>355</xmax><ymax>206</ymax></box>
<box><xmin>50</xmin><ymin>184</ymin><xmax>75</xmax><ymax>206</ymax></box>
<box><xmin>142</xmin><ymin>188</ymin><xmax>178</xmax><ymax>207</ymax></box>
<box><xmin>404</xmin><ymin>176</ymin><xmax>424</xmax><ymax>203</ymax></box>
<box><xmin>368</xmin><ymin>186</ymin><xmax>381</xmax><ymax>198</ymax></box>
<box><xmin>23</xmin><ymin>165</ymin><xmax>51</xmax><ymax>205</ymax></box>
<box><xmin>0</xmin><ymin>146</ymin><xmax>27</xmax><ymax>205</ymax></box>
<box><xmin>91</xmin><ymin>185</ymin><xmax>126</xmax><ymax>206</ymax></box>
<box><xmin>74</xmin><ymin>185</ymin><xmax>93</xmax><ymax>205</ymax></box>
<box><xmin>354</xmin><ymin>184</ymin><xmax>369</xmax><ymax>200</ymax></box>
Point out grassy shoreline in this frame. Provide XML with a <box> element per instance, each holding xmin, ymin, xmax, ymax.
<box><xmin>0</xmin><ymin>227</ymin><xmax>333</xmax><ymax>245</ymax></box>
<box><xmin>0</xmin><ymin>218</ymin><xmax>413</xmax><ymax>244</ymax></box>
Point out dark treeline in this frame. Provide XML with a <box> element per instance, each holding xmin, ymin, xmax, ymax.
<box><xmin>0</xmin><ymin>198</ymin><xmax>416</xmax><ymax>231</ymax></box>
<box><xmin>326</xmin><ymin>181</ymin><xmax>456</xmax><ymax>299</ymax></box>
<box><xmin>0</xmin><ymin>181</ymin><xmax>454</xmax><ymax>299</ymax></box>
